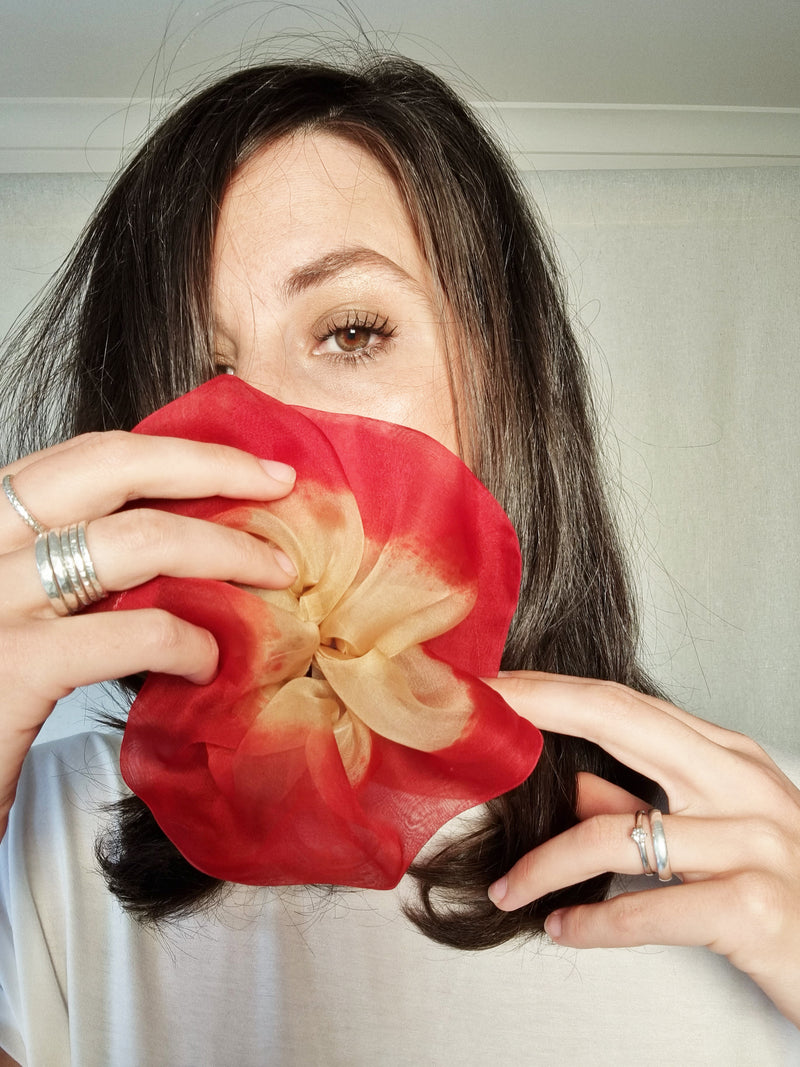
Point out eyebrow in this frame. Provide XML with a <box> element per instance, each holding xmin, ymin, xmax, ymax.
<box><xmin>281</xmin><ymin>247</ymin><xmax>431</xmax><ymax>304</ymax></box>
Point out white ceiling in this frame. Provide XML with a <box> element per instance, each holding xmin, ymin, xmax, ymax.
<box><xmin>2</xmin><ymin>0</ymin><xmax>799</xmax><ymax>106</ymax></box>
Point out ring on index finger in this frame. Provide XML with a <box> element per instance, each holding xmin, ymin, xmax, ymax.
<box><xmin>2</xmin><ymin>474</ymin><xmax>47</xmax><ymax>535</ymax></box>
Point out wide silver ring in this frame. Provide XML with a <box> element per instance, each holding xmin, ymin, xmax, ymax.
<box><xmin>648</xmin><ymin>808</ymin><xmax>673</xmax><ymax>882</ymax></box>
<box><xmin>631</xmin><ymin>809</ymin><xmax>654</xmax><ymax>877</ymax></box>
<box><xmin>71</xmin><ymin>524</ymin><xmax>104</xmax><ymax>600</ymax></box>
<box><xmin>2</xmin><ymin>474</ymin><xmax>47</xmax><ymax>535</ymax></box>
<box><xmin>34</xmin><ymin>535</ymin><xmax>70</xmax><ymax>617</ymax></box>
<box><xmin>34</xmin><ymin>522</ymin><xmax>107</xmax><ymax>616</ymax></box>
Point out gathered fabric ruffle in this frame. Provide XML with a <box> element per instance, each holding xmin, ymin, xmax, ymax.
<box><xmin>104</xmin><ymin>376</ymin><xmax>542</xmax><ymax>888</ymax></box>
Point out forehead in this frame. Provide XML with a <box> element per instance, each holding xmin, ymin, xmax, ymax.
<box><xmin>214</xmin><ymin>130</ymin><xmax>428</xmax><ymax>281</ymax></box>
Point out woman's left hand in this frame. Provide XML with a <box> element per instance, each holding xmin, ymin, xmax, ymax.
<box><xmin>485</xmin><ymin>672</ymin><xmax>800</xmax><ymax>1026</ymax></box>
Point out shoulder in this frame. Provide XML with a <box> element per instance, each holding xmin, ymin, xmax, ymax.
<box><xmin>24</xmin><ymin>728</ymin><xmax>122</xmax><ymax>779</ymax></box>
<box><xmin>9</xmin><ymin>729</ymin><xmax>124</xmax><ymax>837</ymax></box>
<box><xmin>1</xmin><ymin>730</ymin><xmax>126</xmax><ymax>914</ymax></box>
<box><xmin>0</xmin><ymin>731</ymin><xmax>127</xmax><ymax>1064</ymax></box>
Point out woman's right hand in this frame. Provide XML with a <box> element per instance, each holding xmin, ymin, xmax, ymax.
<box><xmin>0</xmin><ymin>430</ymin><xmax>297</xmax><ymax>834</ymax></box>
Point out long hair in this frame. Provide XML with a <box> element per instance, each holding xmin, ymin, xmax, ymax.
<box><xmin>0</xmin><ymin>54</ymin><xmax>657</xmax><ymax>948</ymax></box>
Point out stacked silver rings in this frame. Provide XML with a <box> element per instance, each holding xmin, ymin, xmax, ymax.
<box><xmin>630</xmin><ymin>808</ymin><xmax>673</xmax><ymax>882</ymax></box>
<box><xmin>3</xmin><ymin>471</ymin><xmax>107</xmax><ymax>616</ymax></box>
<box><xmin>34</xmin><ymin>524</ymin><xmax>106</xmax><ymax>616</ymax></box>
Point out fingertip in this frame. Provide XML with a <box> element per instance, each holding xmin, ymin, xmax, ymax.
<box><xmin>272</xmin><ymin>547</ymin><xmax>297</xmax><ymax>578</ymax></box>
<box><xmin>184</xmin><ymin>632</ymin><xmax>219</xmax><ymax>686</ymax></box>
<box><xmin>258</xmin><ymin>459</ymin><xmax>296</xmax><ymax>487</ymax></box>
<box><xmin>487</xmin><ymin>875</ymin><xmax>508</xmax><ymax>907</ymax></box>
<box><xmin>544</xmin><ymin>909</ymin><xmax>565</xmax><ymax>940</ymax></box>
<box><xmin>185</xmin><ymin>664</ymin><xmax>218</xmax><ymax>686</ymax></box>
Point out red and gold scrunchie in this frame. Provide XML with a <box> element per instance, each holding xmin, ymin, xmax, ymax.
<box><xmin>108</xmin><ymin>376</ymin><xmax>542</xmax><ymax>888</ymax></box>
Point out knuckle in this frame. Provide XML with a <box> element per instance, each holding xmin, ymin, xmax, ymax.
<box><xmin>222</xmin><ymin>525</ymin><xmax>254</xmax><ymax>564</ymax></box>
<box><xmin>576</xmin><ymin>814</ymin><xmax>621</xmax><ymax>854</ymax></box>
<box><xmin>744</xmin><ymin>816</ymin><xmax>793</xmax><ymax>870</ymax></box>
<box><xmin>509</xmin><ymin>849</ymin><xmax>538</xmax><ymax>888</ymax></box>
<box><xmin>730</xmin><ymin>731</ymin><xmax>767</xmax><ymax>760</ymax></box>
<box><xmin>608</xmin><ymin>893</ymin><xmax>647</xmax><ymax>939</ymax></box>
<box><xmin>728</xmin><ymin>870</ymin><xmax>782</xmax><ymax>930</ymax></box>
<box><xmin>585</xmin><ymin>680</ymin><xmax>640</xmax><ymax>723</ymax></box>
<box><xmin>77</xmin><ymin>431</ymin><xmax>155</xmax><ymax>498</ymax></box>
<box><xmin>78</xmin><ymin>429</ymin><xmax>132</xmax><ymax>468</ymax></box>
<box><xmin>140</xmin><ymin>609</ymin><xmax>186</xmax><ymax>654</ymax></box>
<box><xmin>559</xmin><ymin>900</ymin><xmax>599</xmax><ymax>942</ymax></box>
<box><xmin>111</xmin><ymin>508</ymin><xmax>172</xmax><ymax>556</ymax></box>
<box><xmin>204</xmin><ymin>442</ymin><xmax>238</xmax><ymax>467</ymax></box>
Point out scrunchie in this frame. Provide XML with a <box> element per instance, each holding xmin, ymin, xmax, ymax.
<box><xmin>107</xmin><ymin>376</ymin><xmax>542</xmax><ymax>888</ymax></box>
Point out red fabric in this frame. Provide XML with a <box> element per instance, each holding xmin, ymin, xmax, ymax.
<box><xmin>106</xmin><ymin>376</ymin><xmax>542</xmax><ymax>887</ymax></box>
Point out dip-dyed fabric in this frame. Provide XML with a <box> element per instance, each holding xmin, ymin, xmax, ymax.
<box><xmin>107</xmin><ymin>377</ymin><xmax>542</xmax><ymax>888</ymax></box>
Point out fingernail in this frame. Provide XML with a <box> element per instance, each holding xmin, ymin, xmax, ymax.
<box><xmin>487</xmin><ymin>875</ymin><xmax>507</xmax><ymax>904</ymax></box>
<box><xmin>544</xmin><ymin>909</ymin><xmax>564</xmax><ymax>939</ymax></box>
<box><xmin>273</xmin><ymin>548</ymin><xmax>297</xmax><ymax>577</ymax></box>
<box><xmin>185</xmin><ymin>636</ymin><xmax>220</xmax><ymax>685</ymax></box>
<box><xmin>259</xmin><ymin>459</ymin><xmax>296</xmax><ymax>484</ymax></box>
<box><xmin>187</xmin><ymin>666</ymin><xmax>219</xmax><ymax>685</ymax></box>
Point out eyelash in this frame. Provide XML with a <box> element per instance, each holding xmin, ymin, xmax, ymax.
<box><xmin>313</xmin><ymin>310</ymin><xmax>396</xmax><ymax>366</ymax></box>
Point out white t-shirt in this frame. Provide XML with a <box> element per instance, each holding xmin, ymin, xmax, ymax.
<box><xmin>0</xmin><ymin>731</ymin><xmax>796</xmax><ymax>1066</ymax></box>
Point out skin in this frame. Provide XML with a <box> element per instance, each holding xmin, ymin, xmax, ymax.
<box><xmin>211</xmin><ymin>131</ymin><xmax>458</xmax><ymax>451</ymax></box>
<box><xmin>0</xmin><ymin>131</ymin><xmax>457</xmax><ymax>833</ymax></box>
<box><xmin>0</xmin><ymin>132</ymin><xmax>798</xmax><ymax>1042</ymax></box>
<box><xmin>486</xmin><ymin>672</ymin><xmax>800</xmax><ymax>1027</ymax></box>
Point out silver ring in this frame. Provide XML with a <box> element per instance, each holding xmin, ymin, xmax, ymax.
<box><xmin>648</xmin><ymin>808</ymin><xmax>673</xmax><ymax>881</ymax></box>
<box><xmin>47</xmin><ymin>530</ymin><xmax>81</xmax><ymax>614</ymax></box>
<box><xmin>34</xmin><ymin>534</ymin><xmax>70</xmax><ymax>616</ymax></box>
<box><xmin>34</xmin><ymin>522</ymin><xmax>107</xmax><ymax>616</ymax></box>
<box><xmin>631</xmin><ymin>809</ymin><xmax>654</xmax><ymax>876</ymax></box>
<box><xmin>58</xmin><ymin>528</ymin><xmax>92</xmax><ymax>608</ymax></box>
<box><xmin>2</xmin><ymin>474</ymin><xmax>47</xmax><ymax>535</ymax></box>
<box><xmin>75</xmin><ymin>522</ymin><xmax>104</xmax><ymax>599</ymax></box>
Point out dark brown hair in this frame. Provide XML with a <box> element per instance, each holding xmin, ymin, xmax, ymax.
<box><xmin>0</xmin><ymin>54</ymin><xmax>657</xmax><ymax>948</ymax></box>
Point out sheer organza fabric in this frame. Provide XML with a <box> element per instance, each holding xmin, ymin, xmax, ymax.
<box><xmin>106</xmin><ymin>377</ymin><xmax>542</xmax><ymax>887</ymax></box>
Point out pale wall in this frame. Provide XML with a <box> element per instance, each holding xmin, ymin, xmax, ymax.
<box><xmin>1</xmin><ymin>166</ymin><xmax>797</xmax><ymax>751</ymax></box>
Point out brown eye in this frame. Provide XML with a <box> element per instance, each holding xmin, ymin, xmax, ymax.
<box><xmin>334</xmin><ymin>326</ymin><xmax>373</xmax><ymax>351</ymax></box>
<box><xmin>313</xmin><ymin>312</ymin><xmax>394</xmax><ymax>364</ymax></box>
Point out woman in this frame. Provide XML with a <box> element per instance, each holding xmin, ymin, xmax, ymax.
<box><xmin>0</xmin><ymin>55</ymin><xmax>798</xmax><ymax>1063</ymax></box>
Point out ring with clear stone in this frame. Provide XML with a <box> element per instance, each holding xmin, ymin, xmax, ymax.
<box><xmin>631</xmin><ymin>809</ymin><xmax>654</xmax><ymax>876</ymax></box>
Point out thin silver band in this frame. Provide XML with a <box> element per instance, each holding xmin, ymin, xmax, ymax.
<box><xmin>648</xmin><ymin>808</ymin><xmax>673</xmax><ymax>882</ymax></box>
<box><xmin>34</xmin><ymin>534</ymin><xmax>70</xmax><ymax>616</ymax></box>
<box><xmin>58</xmin><ymin>528</ymin><xmax>92</xmax><ymax>608</ymax></box>
<box><xmin>631</xmin><ymin>809</ymin><xmax>654</xmax><ymax>876</ymax></box>
<box><xmin>76</xmin><ymin>522</ymin><xmax>104</xmax><ymax>599</ymax></box>
<box><xmin>47</xmin><ymin>530</ymin><xmax>82</xmax><ymax>614</ymax></box>
<box><xmin>34</xmin><ymin>522</ymin><xmax>107</xmax><ymax>616</ymax></box>
<box><xmin>2</xmin><ymin>474</ymin><xmax>47</xmax><ymax>535</ymax></box>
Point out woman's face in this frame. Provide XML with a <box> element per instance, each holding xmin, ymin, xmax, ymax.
<box><xmin>211</xmin><ymin>131</ymin><xmax>459</xmax><ymax>454</ymax></box>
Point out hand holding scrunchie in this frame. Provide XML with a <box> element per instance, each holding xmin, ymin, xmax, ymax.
<box><xmin>0</xmin><ymin>416</ymin><xmax>301</xmax><ymax>845</ymax></box>
<box><xmin>103</xmin><ymin>376</ymin><xmax>542</xmax><ymax>889</ymax></box>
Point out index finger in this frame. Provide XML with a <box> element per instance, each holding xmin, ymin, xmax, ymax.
<box><xmin>488</xmin><ymin>670</ymin><xmax>774</xmax><ymax>766</ymax></box>
<box><xmin>484</xmin><ymin>672</ymin><xmax>726</xmax><ymax>800</ymax></box>
<box><xmin>2</xmin><ymin>432</ymin><xmax>295</xmax><ymax>536</ymax></box>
